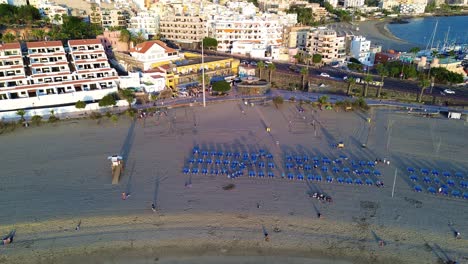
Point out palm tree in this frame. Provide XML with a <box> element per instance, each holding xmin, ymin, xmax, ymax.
<box><xmin>293</xmin><ymin>54</ymin><xmax>302</xmax><ymax>64</ymax></box>
<box><xmin>375</xmin><ymin>64</ymin><xmax>388</xmax><ymax>98</ymax></box>
<box><xmin>31</xmin><ymin>29</ymin><xmax>46</xmax><ymax>41</ymax></box>
<box><xmin>363</xmin><ymin>75</ymin><xmax>373</xmax><ymax>97</ymax></box>
<box><xmin>417</xmin><ymin>77</ymin><xmax>430</xmax><ymax>103</ymax></box>
<box><xmin>119</xmin><ymin>89</ymin><xmax>135</xmax><ymax>109</ymax></box>
<box><xmin>119</xmin><ymin>29</ymin><xmax>132</xmax><ymax>49</ymax></box>
<box><xmin>16</xmin><ymin>109</ymin><xmax>26</xmax><ymax>122</ymax></box>
<box><xmin>1</xmin><ymin>32</ymin><xmax>17</xmax><ymax>43</ymax></box>
<box><xmin>257</xmin><ymin>61</ymin><xmax>265</xmax><ymax>79</ymax></box>
<box><xmin>267</xmin><ymin>63</ymin><xmax>276</xmax><ymax>83</ymax></box>
<box><xmin>133</xmin><ymin>31</ymin><xmax>146</xmax><ymax>45</ymax></box>
<box><xmin>300</xmin><ymin>67</ymin><xmax>309</xmax><ymax>91</ymax></box>
<box><xmin>346</xmin><ymin>77</ymin><xmax>355</xmax><ymax>96</ymax></box>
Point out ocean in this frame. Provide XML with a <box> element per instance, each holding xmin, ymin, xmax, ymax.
<box><xmin>386</xmin><ymin>15</ymin><xmax>468</xmax><ymax>48</ymax></box>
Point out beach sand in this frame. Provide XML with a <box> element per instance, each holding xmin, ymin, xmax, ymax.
<box><xmin>354</xmin><ymin>20</ymin><xmax>418</xmax><ymax>51</ymax></box>
<box><xmin>0</xmin><ymin>102</ymin><xmax>467</xmax><ymax>263</ymax></box>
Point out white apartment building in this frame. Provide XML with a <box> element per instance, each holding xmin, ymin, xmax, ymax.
<box><xmin>344</xmin><ymin>0</ymin><xmax>365</xmax><ymax>7</ymax></box>
<box><xmin>325</xmin><ymin>0</ymin><xmax>339</xmax><ymax>8</ymax></box>
<box><xmin>208</xmin><ymin>14</ymin><xmax>294</xmax><ymax>53</ymax></box>
<box><xmin>350</xmin><ymin>36</ymin><xmax>372</xmax><ymax>66</ymax></box>
<box><xmin>101</xmin><ymin>9</ymin><xmax>130</xmax><ymax>28</ymax></box>
<box><xmin>0</xmin><ymin>41</ymin><xmax>119</xmax><ymax>115</ymax></box>
<box><xmin>129</xmin><ymin>40</ymin><xmax>180</xmax><ymax>70</ymax></box>
<box><xmin>159</xmin><ymin>15</ymin><xmax>205</xmax><ymax>44</ymax></box>
<box><xmin>39</xmin><ymin>2</ymin><xmax>70</xmax><ymax>25</ymax></box>
<box><xmin>7</xmin><ymin>0</ymin><xmax>27</xmax><ymax>6</ymax></box>
<box><xmin>231</xmin><ymin>41</ymin><xmax>267</xmax><ymax>58</ymax></box>
<box><xmin>128</xmin><ymin>11</ymin><xmax>159</xmax><ymax>39</ymax></box>
<box><xmin>400</xmin><ymin>3</ymin><xmax>427</xmax><ymax>14</ymax></box>
<box><xmin>306</xmin><ymin>27</ymin><xmax>346</xmax><ymax>64</ymax></box>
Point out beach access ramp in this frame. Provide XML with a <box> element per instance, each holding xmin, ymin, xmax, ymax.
<box><xmin>112</xmin><ymin>164</ymin><xmax>122</xmax><ymax>184</ymax></box>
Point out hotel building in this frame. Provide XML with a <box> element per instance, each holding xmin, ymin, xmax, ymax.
<box><xmin>306</xmin><ymin>27</ymin><xmax>346</xmax><ymax>64</ymax></box>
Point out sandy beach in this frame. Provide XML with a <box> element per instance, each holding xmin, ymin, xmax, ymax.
<box><xmin>0</xmin><ymin>101</ymin><xmax>467</xmax><ymax>263</ymax></box>
<box><xmin>356</xmin><ymin>20</ymin><xmax>419</xmax><ymax>51</ymax></box>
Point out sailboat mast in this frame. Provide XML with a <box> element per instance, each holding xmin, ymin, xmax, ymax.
<box><xmin>430</xmin><ymin>20</ymin><xmax>438</xmax><ymax>51</ymax></box>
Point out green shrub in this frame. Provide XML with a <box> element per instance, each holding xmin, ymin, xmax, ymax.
<box><xmin>105</xmin><ymin>111</ymin><xmax>112</xmax><ymax>118</ymax></box>
<box><xmin>89</xmin><ymin>112</ymin><xmax>102</xmax><ymax>120</ymax></box>
<box><xmin>110</xmin><ymin>114</ymin><xmax>119</xmax><ymax>123</ymax></box>
<box><xmin>48</xmin><ymin>115</ymin><xmax>60</xmax><ymax>123</ymax></box>
<box><xmin>31</xmin><ymin>115</ymin><xmax>43</xmax><ymax>126</ymax></box>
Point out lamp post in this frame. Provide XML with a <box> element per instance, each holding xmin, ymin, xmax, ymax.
<box><xmin>201</xmin><ymin>39</ymin><xmax>206</xmax><ymax>108</ymax></box>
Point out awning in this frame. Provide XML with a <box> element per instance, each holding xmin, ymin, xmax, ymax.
<box><xmin>177</xmin><ymin>81</ymin><xmax>199</xmax><ymax>88</ymax></box>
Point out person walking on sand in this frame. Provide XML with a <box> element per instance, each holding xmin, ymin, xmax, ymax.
<box><xmin>151</xmin><ymin>203</ymin><xmax>156</xmax><ymax>212</ymax></box>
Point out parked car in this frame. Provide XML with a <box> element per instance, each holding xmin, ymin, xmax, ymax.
<box><xmin>250</xmin><ymin>61</ymin><xmax>257</xmax><ymax>66</ymax></box>
<box><xmin>444</xmin><ymin>89</ymin><xmax>455</xmax><ymax>94</ymax></box>
<box><xmin>320</xmin><ymin>72</ymin><xmax>330</xmax><ymax>78</ymax></box>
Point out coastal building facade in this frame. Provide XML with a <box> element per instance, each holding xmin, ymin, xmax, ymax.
<box><xmin>128</xmin><ymin>40</ymin><xmax>180</xmax><ymax>70</ymax></box>
<box><xmin>128</xmin><ymin>11</ymin><xmax>159</xmax><ymax>39</ymax></box>
<box><xmin>350</xmin><ymin>36</ymin><xmax>372</xmax><ymax>66</ymax></box>
<box><xmin>0</xmin><ymin>40</ymin><xmax>118</xmax><ymax>113</ymax></box>
<box><xmin>344</xmin><ymin>0</ymin><xmax>365</xmax><ymax>7</ymax></box>
<box><xmin>306</xmin><ymin>27</ymin><xmax>346</xmax><ymax>64</ymax></box>
<box><xmin>282</xmin><ymin>26</ymin><xmax>311</xmax><ymax>49</ymax></box>
<box><xmin>159</xmin><ymin>14</ymin><xmax>205</xmax><ymax>45</ymax></box>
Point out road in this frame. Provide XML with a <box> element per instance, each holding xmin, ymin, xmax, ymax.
<box><xmin>185</xmin><ymin>49</ymin><xmax>467</xmax><ymax>102</ymax></box>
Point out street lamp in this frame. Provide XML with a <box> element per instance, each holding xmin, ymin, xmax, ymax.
<box><xmin>201</xmin><ymin>39</ymin><xmax>206</xmax><ymax>108</ymax></box>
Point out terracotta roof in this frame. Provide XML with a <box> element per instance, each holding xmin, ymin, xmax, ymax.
<box><xmin>130</xmin><ymin>40</ymin><xmax>176</xmax><ymax>54</ymax></box>
<box><xmin>0</xmin><ymin>42</ymin><xmax>21</xmax><ymax>50</ymax></box>
<box><xmin>26</xmin><ymin>41</ymin><xmax>63</xmax><ymax>48</ymax></box>
<box><xmin>68</xmin><ymin>39</ymin><xmax>102</xmax><ymax>46</ymax></box>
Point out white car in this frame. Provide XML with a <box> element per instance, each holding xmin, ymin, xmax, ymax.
<box><xmin>320</xmin><ymin>73</ymin><xmax>330</xmax><ymax>78</ymax></box>
<box><xmin>444</xmin><ymin>89</ymin><xmax>455</xmax><ymax>94</ymax></box>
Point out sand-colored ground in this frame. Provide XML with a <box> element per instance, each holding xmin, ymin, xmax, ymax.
<box><xmin>0</xmin><ymin>101</ymin><xmax>467</xmax><ymax>263</ymax></box>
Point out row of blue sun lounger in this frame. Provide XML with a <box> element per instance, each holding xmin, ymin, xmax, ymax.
<box><xmin>182</xmin><ymin>168</ymin><xmax>376</xmax><ymax>184</ymax></box>
<box><xmin>413</xmin><ymin>185</ymin><xmax>468</xmax><ymax>199</ymax></box>
<box><xmin>407</xmin><ymin>168</ymin><xmax>465</xmax><ymax>179</ymax></box>
<box><xmin>409</xmin><ymin>175</ymin><xmax>468</xmax><ymax>188</ymax></box>
<box><xmin>192</xmin><ymin>149</ymin><xmax>274</xmax><ymax>160</ymax></box>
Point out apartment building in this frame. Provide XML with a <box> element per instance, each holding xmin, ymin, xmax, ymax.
<box><xmin>101</xmin><ymin>9</ymin><xmax>130</xmax><ymax>28</ymax></box>
<box><xmin>128</xmin><ymin>11</ymin><xmax>159</xmax><ymax>39</ymax></box>
<box><xmin>97</xmin><ymin>30</ymin><xmax>131</xmax><ymax>53</ymax></box>
<box><xmin>350</xmin><ymin>36</ymin><xmax>372</xmax><ymax>66</ymax></box>
<box><xmin>344</xmin><ymin>0</ymin><xmax>365</xmax><ymax>7</ymax></box>
<box><xmin>325</xmin><ymin>0</ymin><xmax>339</xmax><ymax>8</ymax></box>
<box><xmin>208</xmin><ymin>14</ymin><xmax>289</xmax><ymax>53</ymax></box>
<box><xmin>306</xmin><ymin>27</ymin><xmax>346</xmax><ymax>64</ymax></box>
<box><xmin>159</xmin><ymin>15</ymin><xmax>205</xmax><ymax>44</ymax></box>
<box><xmin>380</xmin><ymin>0</ymin><xmax>428</xmax><ymax>13</ymax></box>
<box><xmin>0</xmin><ymin>43</ymin><xmax>27</xmax><ymax>92</ymax></box>
<box><xmin>39</xmin><ymin>2</ymin><xmax>70</xmax><ymax>25</ymax></box>
<box><xmin>129</xmin><ymin>40</ymin><xmax>180</xmax><ymax>70</ymax></box>
<box><xmin>0</xmin><ymin>40</ymin><xmax>119</xmax><ymax>114</ymax></box>
<box><xmin>283</xmin><ymin>26</ymin><xmax>311</xmax><ymax>49</ymax></box>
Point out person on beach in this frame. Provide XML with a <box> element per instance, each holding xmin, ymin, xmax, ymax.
<box><xmin>121</xmin><ymin>192</ymin><xmax>130</xmax><ymax>200</ymax></box>
<box><xmin>151</xmin><ymin>203</ymin><xmax>156</xmax><ymax>212</ymax></box>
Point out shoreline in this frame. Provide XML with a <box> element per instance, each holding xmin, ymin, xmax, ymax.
<box><xmin>3</xmin><ymin>212</ymin><xmax>466</xmax><ymax>264</ymax></box>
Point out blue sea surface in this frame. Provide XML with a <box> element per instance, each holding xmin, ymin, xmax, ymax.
<box><xmin>386</xmin><ymin>16</ymin><xmax>468</xmax><ymax>47</ymax></box>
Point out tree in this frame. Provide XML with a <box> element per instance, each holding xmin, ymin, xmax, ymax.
<box><xmin>409</xmin><ymin>47</ymin><xmax>421</xmax><ymax>54</ymax></box>
<box><xmin>312</xmin><ymin>54</ymin><xmax>322</xmax><ymax>66</ymax></box>
<box><xmin>16</xmin><ymin>109</ymin><xmax>26</xmax><ymax>122</ymax></box>
<box><xmin>300</xmin><ymin>67</ymin><xmax>308</xmax><ymax>90</ymax></box>
<box><xmin>99</xmin><ymin>93</ymin><xmax>117</xmax><ymax>107</ymax></box>
<box><xmin>119</xmin><ymin>89</ymin><xmax>135</xmax><ymax>109</ymax></box>
<box><xmin>132</xmin><ymin>31</ymin><xmax>146</xmax><ymax>45</ymax></box>
<box><xmin>1</xmin><ymin>32</ymin><xmax>16</xmax><ymax>43</ymax></box>
<box><xmin>318</xmin><ymin>95</ymin><xmax>328</xmax><ymax>104</ymax></box>
<box><xmin>293</xmin><ymin>53</ymin><xmax>303</xmax><ymax>64</ymax></box>
<box><xmin>202</xmin><ymin>37</ymin><xmax>218</xmax><ymax>50</ymax></box>
<box><xmin>75</xmin><ymin>100</ymin><xmax>86</xmax><ymax>109</ymax></box>
<box><xmin>363</xmin><ymin>75</ymin><xmax>373</xmax><ymax>97</ymax></box>
<box><xmin>273</xmin><ymin>96</ymin><xmax>284</xmax><ymax>107</ymax></box>
<box><xmin>417</xmin><ymin>77</ymin><xmax>430</xmax><ymax>103</ymax></box>
<box><xmin>267</xmin><ymin>63</ymin><xmax>276</xmax><ymax>83</ymax></box>
<box><xmin>119</xmin><ymin>28</ymin><xmax>132</xmax><ymax>49</ymax></box>
<box><xmin>375</xmin><ymin>64</ymin><xmax>388</xmax><ymax>98</ymax></box>
<box><xmin>211</xmin><ymin>81</ymin><xmax>231</xmax><ymax>94</ymax></box>
<box><xmin>31</xmin><ymin>115</ymin><xmax>42</xmax><ymax>126</ymax></box>
<box><xmin>30</xmin><ymin>29</ymin><xmax>46</xmax><ymax>41</ymax></box>
<box><xmin>257</xmin><ymin>61</ymin><xmax>265</xmax><ymax>79</ymax></box>
<box><xmin>346</xmin><ymin>77</ymin><xmax>356</xmax><ymax>96</ymax></box>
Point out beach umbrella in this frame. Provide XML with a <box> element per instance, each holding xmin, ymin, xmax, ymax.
<box><xmin>189</xmin><ymin>158</ymin><xmax>195</xmax><ymax>164</ymax></box>
<box><xmin>191</xmin><ymin>168</ymin><xmax>199</xmax><ymax>174</ymax></box>
<box><xmin>414</xmin><ymin>185</ymin><xmax>422</xmax><ymax>192</ymax></box>
<box><xmin>198</xmin><ymin>158</ymin><xmax>204</xmax><ymax>164</ymax></box>
<box><xmin>183</xmin><ymin>168</ymin><xmax>189</xmax><ymax>174</ymax></box>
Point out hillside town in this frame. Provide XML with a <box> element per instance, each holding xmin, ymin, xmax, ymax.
<box><xmin>0</xmin><ymin>0</ymin><xmax>467</xmax><ymax>118</ymax></box>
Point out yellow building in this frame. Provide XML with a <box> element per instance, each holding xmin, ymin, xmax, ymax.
<box><xmin>170</xmin><ymin>56</ymin><xmax>240</xmax><ymax>89</ymax></box>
